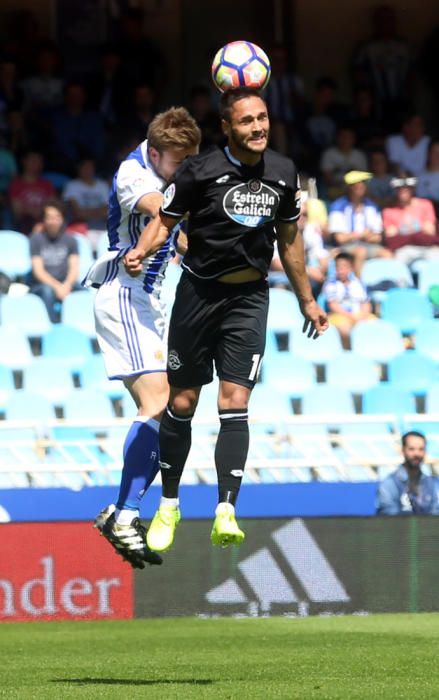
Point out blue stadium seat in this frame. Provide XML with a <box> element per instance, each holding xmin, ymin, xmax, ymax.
<box><xmin>425</xmin><ymin>384</ymin><xmax>439</xmax><ymax>413</ymax></box>
<box><xmin>267</xmin><ymin>287</ymin><xmax>303</xmax><ymax>334</ymax></box>
<box><xmin>96</xmin><ymin>233</ymin><xmax>110</xmax><ymax>258</ymax></box>
<box><xmin>0</xmin><ymin>327</ymin><xmax>33</xmax><ymax>369</ymax></box>
<box><xmin>388</xmin><ymin>351</ymin><xmax>438</xmax><ymax>395</ymax></box>
<box><xmin>361</xmin><ymin>258</ymin><xmax>413</xmax><ymax>302</ymax></box>
<box><xmin>0</xmin><ymin>366</ymin><xmax>15</xmax><ymax>412</ymax></box>
<box><xmin>61</xmin><ymin>290</ymin><xmax>96</xmax><ymax>338</ymax></box>
<box><xmin>41</xmin><ymin>324</ymin><xmax>93</xmax><ymax>372</ymax></box>
<box><xmin>415</xmin><ymin>320</ymin><xmax>439</xmax><ymax>363</ymax></box>
<box><xmin>73</xmin><ymin>233</ymin><xmax>94</xmax><ymax>282</ymax></box>
<box><xmin>22</xmin><ymin>357</ymin><xmax>74</xmax><ymax>405</ymax></box>
<box><xmin>325</xmin><ymin>352</ymin><xmax>380</xmax><ymax>394</ymax></box>
<box><xmin>417</xmin><ymin>260</ymin><xmax>439</xmax><ymax>297</ymax></box>
<box><xmin>380</xmin><ymin>288</ymin><xmax>434</xmax><ymax>334</ymax></box>
<box><xmin>63</xmin><ymin>389</ymin><xmax>115</xmax><ymax>421</ymax></box>
<box><xmin>160</xmin><ymin>261</ymin><xmax>183</xmax><ymax>315</ymax></box>
<box><xmin>250</xmin><ymin>384</ymin><xmax>293</xmax><ymax>420</ymax></box>
<box><xmin>78</xmin><ymin>355</ymin><xmax>124</xmax><ymax>400</ymax></box>
<box><xmin>5</xmin><ymin>390</ymin><xmax>56</xmax><ymax>421</ymax></box>
<box><xmin>0</xmin><ymin>293</ymin><xmax>52</xmax><ymax>338</ymax></box>
<box><xmin>362</xmin><ymin>384</ymin><xmax>416</xmax><ymax>416</ymax></box>
<box><xmin>351</xmin><ymin>319</ymin><xmax>405</xmax><ymax>364</ymax></box>
<box><xmin>0</xmin><ymin>230</ymin><xmax>31</xmax><ymax>278</ymax></box>
<box><xmin>261</xmin><ymin>353</ymin><xmax>316</xmax><ymax>398</ymax></box>
<box><xmin>301</xmin><ymin>385</ymin><xmax>355</xmax><ymax>416</ymax></box>
<box><xmin>290</xmin><ymin>323</ymin><xmax>343</xmax><ymax>364</ymax></box>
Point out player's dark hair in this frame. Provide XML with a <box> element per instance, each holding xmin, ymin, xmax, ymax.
<box><xmin>402</xmin><ymin>431</ymin><xmax>426</xmax><ymax>447</ymax></box>
<box><xmin>334</xmin><ymin>251</ymin><xmax>355</xmax><ymax>266</ymax></box>
<box><xmin>147</xmin><ymin>106</ymin><xmax>201</xmax><ymax>152</ymax></box>
<box><xmin>219</xmin><ymin>87</ymin><xmax>266</xmax><ymax>122</ymax></box>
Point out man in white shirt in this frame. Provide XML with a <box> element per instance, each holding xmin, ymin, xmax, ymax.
<box><xmin>62</xmin><ymin>158</ymin><xmax>110</xmax><ymax>248</ymax></box>
<box><xmin>385</xmin><ymin>113</ymin><xmax>430</xmax><ymax>176</ymax></box>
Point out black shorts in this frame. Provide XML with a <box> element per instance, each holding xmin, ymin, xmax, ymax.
<box><xmin>166</xmin><ymin>272</ymin><xmax>269</xmax><ymax>389</ymax></box>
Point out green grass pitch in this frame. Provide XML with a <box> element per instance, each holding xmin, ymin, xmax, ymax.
<box><xmin>1</xmin><ymin>613</ymin><xmax>439</xmax><ymax>699</ymax></box>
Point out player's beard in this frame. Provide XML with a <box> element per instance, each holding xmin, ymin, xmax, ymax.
<box><xmin>229</xmin><ymin>126</ymin><xmax>269</xmax><ymax>156</ymax></box>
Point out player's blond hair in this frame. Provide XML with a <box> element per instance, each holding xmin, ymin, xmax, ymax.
<box><xmin>147</xmin><ymin>107</ymin><xmax>201</xmax><ymax>152</ymax></box>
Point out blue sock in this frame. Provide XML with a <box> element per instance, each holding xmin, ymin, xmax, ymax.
<box><xmin>116</xmin><ymin>417</ymin><xmax>160</xmax><ymax>512</ymax></box>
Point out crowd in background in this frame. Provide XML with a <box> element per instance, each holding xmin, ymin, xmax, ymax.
<box><xmin>0</xmin><ymin>4</ymin><xmax>439</xmax><ymax>340</ymax></box>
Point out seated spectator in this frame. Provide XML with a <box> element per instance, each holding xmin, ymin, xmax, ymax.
<box><xmin>0</xmin><ymin>57</ymin><xmax>23</xmax><ymax>139</ymax></box>
<box><xmin>8</xmin><ymin>150</ymin><xmax>55</xmax><ymax>234</ymax></box>
<box><xmin>20</xmin><ymin>41</ymin><xmax>64</xmax><ymax>116</ymax></box>
<box><xmin>320</xmin><ymin>125</ymin><xmax>368</xmax><ymax>200</ymax></box>
<box><xmin>349</xmin><ymin>87</ymin><xmax>384</xmax><ymax>152</ymax></box>
<box><xmin>304</xmin><ymin>76</ymin><xmax>346</xmax><ymax>169</ymax></box>
<box><xmin>416</xmin><ymin>140</ymin><xmax>439</xmax><ymax>216</ymax></box>
<box><xmin>328</xmin><ymin>170</ymin><xmax>391</xmax><ymax>275</ymax></box>
<box><xmin>28</xmin><ymin>200</ymin><xmax>81</xmax><ymax>322</ymax></box>
<box><xmin>269</xmin><ymin>192</ymin><xmax>328</xmax><ymax>295</ymax></box>
<box><xmin>322</xmin><ymin>251</ymin><xmax>374</xmax><ymax>348</ymax></box>
<box><xmin>49</xmin><ymin>81</ymin><xmax>105</xmax><ymax>176</ymax></box>
<box><xmin>382</xmin><ymin>176</ymin><xmax>439</xmax><ymax>267</ymax></box>
<box><xmin>376</xmin><ymin>431</ymin><xmax>439</xmax><ymax>515</ymax></box>
<box><xmin>0</xmin><ymin>136</ymin><xmax>17</xmax><ymax>227</ymax></box>
<box><xmin>385</xmin><ymin>112</ymin><xmax>430</xmax><ymax>176</ymax></box>
<box><xmin>62</xmin><ymin>158</ymin><xmax>109</xmax><ymax>250</ymax></box>
<box><xmin>366</xmin><ymin>149</ymin><xmax>395</xmax><ymax>209</ymax></box>
<box><xmin>187</xmin><ymin>85</ymin><xmax>222</xmax><ymax>150</ymax></box>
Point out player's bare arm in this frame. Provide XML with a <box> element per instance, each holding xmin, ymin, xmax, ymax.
<box><xmin>124</xmin><ymin>213</ymin><xmax>180</xmax><ymax>276</ymax></box>
<box><xmin>276</xmin><ymin>220</ymin><xmax>329</xmax><ymax>338</ymax></box>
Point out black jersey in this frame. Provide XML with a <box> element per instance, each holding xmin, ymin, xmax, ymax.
<box><xmin>160</xmin><ymin>145</ymin><xmax>301</xmax><ymax>280</ymax></box>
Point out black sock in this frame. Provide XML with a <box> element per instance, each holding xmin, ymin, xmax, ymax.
<box><xmin>159</xmin><ymin>405</ymin><xmax>193</xmax><ymax>498</ymax></box>
<box><xmin>214</xmin><ymin>408</ymin><xmax>249</xmax><ymax>506</ymax></box>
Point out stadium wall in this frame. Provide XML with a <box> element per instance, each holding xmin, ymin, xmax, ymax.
<box><xmin>1</xmin><ymin>517</ymin><xmax>438</xmax><ymax>622</ymax></box>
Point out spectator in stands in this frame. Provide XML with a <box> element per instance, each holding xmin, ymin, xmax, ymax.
<box><xmin>116</xmin><ymin>82</ymin><xmax>158</xmax><ymax>145</ymax></box>
<box><xmin>385</xmin><ymin>113</ymin><xmax>430</xmax><ymax>176</ymax></box>
<box><xmin>8</xmin><ymin>150</ymin><xmax>55</xmax><ymax>234</ymax></box>
<box><xmin>416</xmin><ymin>140</ymin><xmax>439</xmax><ymax>216</ymax></box>
<box><xmin>49</xmin><ymin>81</ymin><xmax>105</xmax><ymax>177</ymax></box>
<box><xmin>28</xmin><ymin>200</ymin><xmax>80</xmax><ymax>322</ymax></box>
<box><xmin>351</xmin><ymin>4</ymin><xmax>412</xmax><ymax>133</ymax></box>
<box><xmin>322</xmin><ymin>251</ymin><xmax>374</xmax><ymax>348</ymax></box>
<box><xmin>382</xmin><ymin>175</ymin><xmax>439</xmax><ymax>267</ymax></box>
<box><xmin>349</xmin><ymin>87</ymin><xmax>384</xmax><ymax>152</ymax></box>
<box><xmin>62</xmin><ymin>157</ymin><xmax>109</xmax><ymax>249</ymax></box>
<box><xmin>366</xmin><ymin>149</ymin><xmax>395</xmax><ymax>209</ymax></box>
<box><xmin>320</xmin><ymin>125</ymin><xmax>368</xmax><ymax>200</ymax></box>
<box><xmin>20</xmin><ymin>41</ymin><xmax>64</xmax><ymax>116</ymax></box>
<box><xmin>303</xmin><ymin>77</ymin><xmax>340</xmax><ymax>172</ymax></box>
<box><xmin>85</xmin><ymin>42</ymin><xmax>128</xmax><ymax>128</ymax></box>
<box><xmin>0</xmin><ymin>57</ymin><xmax>23</xmax><ymax>139</ymax></box>
<box><xmin>376</xmin><ymin>431</ymin><xmax>439</xmax><ymax>515</ymax></box>
<box><xmin>0</xmin><ymin>136</ymin><xmax>17</xmax><ymax>227</ymax></box>
<box><xmin>328</xmin><ymin>170</ymin><xmax>391</xmax><ymax>275</ymax></box>
<box><xmin>187</xmin><ymin>85</ymin><xmax>222</xmax><ymax>150</ymax></box>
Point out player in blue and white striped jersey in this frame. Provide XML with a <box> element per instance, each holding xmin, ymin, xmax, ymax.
<box><xmin>86</xmin><ymin>107</ymin><xmax>201</xmax><ymax>568</ymax></box>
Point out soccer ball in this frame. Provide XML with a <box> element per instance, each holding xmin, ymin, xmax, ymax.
<box><xmin>211</xmin><ymin>40</ymin><xmax>271</xmax><ymax>93</ymax></box>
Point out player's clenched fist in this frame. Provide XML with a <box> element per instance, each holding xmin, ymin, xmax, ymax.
<box><xmin>123</xmin><ymin>248</ymin><xmax>144</xmax><ymax>276</ymax></box>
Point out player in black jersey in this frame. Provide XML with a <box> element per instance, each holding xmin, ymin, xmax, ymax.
<box><xmin>125</xmin><ymin>87</ymin><xmax>328</xmax><ymax>550</ymax></box>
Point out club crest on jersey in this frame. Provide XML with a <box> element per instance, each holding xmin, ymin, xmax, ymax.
<box><xmin>162</xmin><ymin>183</ymin><xmax>176</xmax><ymax>209</ymax></box>
<box><xmin>223</xmin><ymin>182</ymin><xmax>279</xmax><ymax>227</ymax></box>
<box><xmin>167</xmin><ymin>349</ymin><xmax>183</xmax><ymax>370</ymax></box>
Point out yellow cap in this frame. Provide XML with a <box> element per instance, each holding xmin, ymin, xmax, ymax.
<box><xmin>344</xmin><ymin>171</ymin><xmax>373</xmax><ymax>185</ymax></box>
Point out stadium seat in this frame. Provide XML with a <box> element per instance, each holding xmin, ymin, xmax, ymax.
<box><xmin>414</xmin><ymin>320</ymin><xmax>439</xmax><ymax>363</ymax></box>
<box><xmin>425</xmin><ymin>384</ymin><xmax>439</xmax><ymax>413</ymax></box>
<box><xmin>351</xmin><ymin>319</ymin><xmax>405</xmax><ymax>364</ymax></box>
<box><xmin>380</xmin><ymin>288</ymin><xmax>434</xmax><ymax>335</ymax></box>
<box><xmin>301</xmin><ymin>385</ymin><xmax>355</xmax><ymax>416</ymax></box>
<box><xmin>325</xmin><ymin>352</ymin><xmax>380</xmax><ymax>394</ymax></box>
<box><xmin>362</xmin><ymin>384</ymin><xmax>416</xmax><ymax>416</ymax></box>
<box><xmin>0</xmin><ymin>293</ymin><xmax>52</xmax><ymax>338</ymax></box>
<box><xmin>5</xmin><ymin>390</ymin><xmax>56</xmax><ymax>421</ymax></box>
<box><xmin>22</xmin><ymin>357</ymin><xmax>75</xmax><ymax>405</ymax></box>
<box><xmin>96</xmin><ymin>232</ymin><xmax>110</xmax><ymax>258</ymax></box>
<box><xmin>290</xmin><ymin>323</ymin><xmax>343</xmax><ymax>364</ymax></box>
<box><xmin>72</xmin><ymin>233</ymin><xmax>94</xmax><ymax>282</ymax></box>
<box><xmin>267</xmin><ymin>287</ymin><xmax>303</xmax><ymax>334</ymax></box>
<box><xmin>387</xmin><ymin>351</ymin><xmax>438</xmax><ymax>395</ymax></box>
<box><xmin>361</xmin><ymin>258</ymin><xmax>413</xmax><ymax>302</ymax></box>
<box><xmin>121</xmin><ymin>391</ymin><xmax>138</xmax><ymax>419</ymax></box>
<box><xmin>0</xmin><ymin>366</ymin><xmax>15</xmax><ymax>412</ymax></box>
<box><xmin>61</xmin><ymin>290</ymin><xmax>96</xmax><ymax>338</ymax></box>
<box><xmin>417</xmin><ymin>260</ymin><xmax>439</xmax><ymax>297</ymax></box>
<box><xmin>0</xmin><ymin>327</ymin><xmax>33</xmax><ymax>369</ymax></box>
<box><xmin>160</xmin><ymin>261</ymin><xmax>182</xmax><ymax>315</ymax></box>
<box><xmin>261</xmin><ymin>353</ymin><xmax>316</xmax><ymax>398</ymax></box>
<box><xmin>41</xmin><ymin>324</ymin><xmax>93</xmax><ymax>372</ymax></box>
<box><xmin>78</xmin><ymin>355</ymin><xmax>124</xmax><ymax>400</ymax></box>
<box><xmin>63</xmin><ymin>389</ymin><xmax>115</xmax><ymax>421</ymax></box>
<box><xmin>250</xmin><ymin>383</ymin><xmax>293</xmax><ymax>421</ymax></box>
<box><xmin>0</xmin><ymin>230</ymin><xmax>32</xmax><ymax>278</ymax></box>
